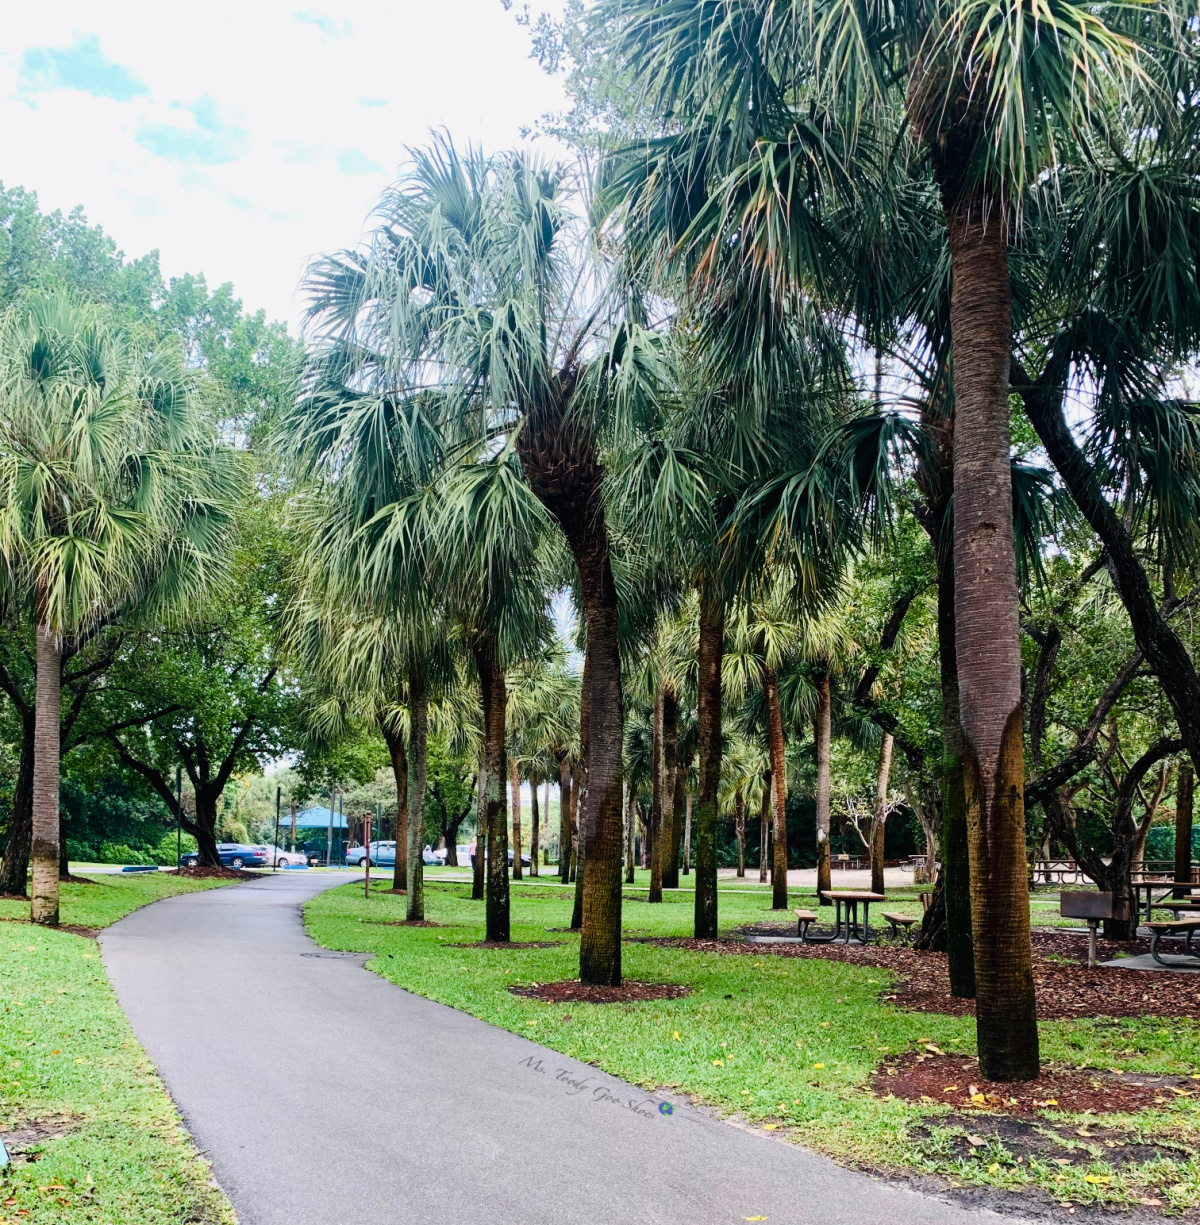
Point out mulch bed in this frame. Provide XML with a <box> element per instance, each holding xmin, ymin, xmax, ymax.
<box><xmin>166</xmin><ymin>865</ymin><xmax>246</xmax><ymax>879</ymax></box>
<box><xmin>0</xmin><ymin>1114</ymin><xmax>85</xmax><ymax>1165</ymax></box>
<box><xmin>0</xmin><ymin>917</ymin><xmax>98</xmax><ymax>938</ymax></box>
<box><xmin>452</xmin><ymin>939</ymin><xmax>563</xmax><ymax>949</ymax></box>
<box><xmin>636</xmin><ymin>928</ymin><xmax>1200</xmax><ymax>1019</ymax></box>
<box><xmin>876</xmin><ymin>1051</ymin><xmax>1200</xmax><ymax>1116</ymax></box>
<box><xmin>378</xmin><ymin>919</ymin><xmax>441</xmax><ymax>927</ymax></box>
<box><xmin>509</xmin><ymin>979</ymin><xmax>692</xmax><ymax>1004</ymax></box>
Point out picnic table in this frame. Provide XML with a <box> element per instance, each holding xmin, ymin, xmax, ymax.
<box><xmin>1132</xmin><ymin>880</ymin><xmax>1199</xmax><ymax>924</ymax></box>
<box><xmin>814</xmin><ymin>890</ymin><xmax>886</xmax><ymax>944</ymax></box>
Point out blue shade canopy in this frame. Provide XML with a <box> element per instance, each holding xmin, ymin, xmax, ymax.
<box><xmin>287</xmin><ymin>806</ymin><xmax>348</xmax><ymax>830</ymax></box>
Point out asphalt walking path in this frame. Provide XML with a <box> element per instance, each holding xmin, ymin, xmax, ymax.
<box><xmin>101</xmin><ymin>872</ymin><xmax>1018</xmax><ymax>1225</ymax></box>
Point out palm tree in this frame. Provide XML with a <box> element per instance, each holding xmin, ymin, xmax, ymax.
<box><xmin>297</xmin><ymin>139</ymin><xmax>663</xmax><ymax>982</ymax></box>
<box><xmin>0</xmin><ymin>296</ymin><xmax>235</xmax><ymax>923</ymax></box>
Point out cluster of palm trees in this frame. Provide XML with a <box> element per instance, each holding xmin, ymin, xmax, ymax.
<box><xmin>280</xmin><ymin>0</ymin><xmax>1200</xmax><ymax>1086</ymax></box>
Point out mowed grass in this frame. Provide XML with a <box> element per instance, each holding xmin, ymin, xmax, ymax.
<box><xmin>0</xmin><ymin>873</ymin><xmax>239</xmax><ymax>1224</ymax></box>
<box><xmin>306</xmin><ymin>878</ymin><xmax>1200</xmax><ymax>1211</ymax></box>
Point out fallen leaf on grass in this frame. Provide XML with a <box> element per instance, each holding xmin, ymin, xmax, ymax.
<box><xmin>966</xmin><ymin>1135</ymin><xmax>986</xmax><ymax>1147</ymax></box>
<box><xmin>813</xmin><ymin>1063</ymin><xmax>824</xmax><ymax>1070</ymax></box>
<box><xmin>988</xmin><ymin>1163</ymin><xmax>1000</xmax><ymax>1174</ymax></box>
<box><xmin>942</xmin><ymin>1086</ymin><xmax>959</xmax><ymax>1093</ymax></box>
<box><xmin>762</xmin><ymin>1123</ymin><xmax>778</xmax><ymax>1131</ymax></box>
<box><xmin>1085</xmin><ymin>1175</ymin><xmax>1110</xmax><ymax>1185</ymax></box>
<box><xmin>1139</xmin><ymin>1198</ymin><xmax>1163</xmax><ymax>1206</ymax></box>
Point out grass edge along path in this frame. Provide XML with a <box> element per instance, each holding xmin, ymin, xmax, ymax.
<box><xmin>305</xmin><ymin>879</ymin><xmax>1200</xmax><ymax>1216</ymax></box>
<box><xmin>1</xmin><ymin>873</ymin><xmax>240</xmax><ymax>1225</ymax></box>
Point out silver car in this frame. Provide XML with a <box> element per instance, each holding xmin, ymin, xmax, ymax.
<box><xmin>255</xmin><ymin>844</ymin><xmax>308</xmax><ymax>868</ymax></box>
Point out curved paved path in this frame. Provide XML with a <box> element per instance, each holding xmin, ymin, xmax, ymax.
<box><xmin>101</xmin><ymin>872</ymin><xmax>1015</xmax><ymax>1225</ymax></box>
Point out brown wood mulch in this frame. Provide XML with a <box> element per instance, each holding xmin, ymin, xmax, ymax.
<box><xmin>0</xmin><ymin>917</ymin><xmax>98</xmax><ymax>938</ymax></box>
<box><xmin>636</xmin><ymin>928</ymin><xmax>1200</xmax><ymax>1019</ymax></box>
<box><xmin>876</xmin><ymin>1051</ymin><xmax>1200</xmax><ymax>1115</ymax></box>
<box><xmin>509</xmin><ymin>979</ymin><xmax>692</xmax><ymax>1004</ymax></box>
<box><xmin>165</xmin><ymin>865</ymin><xmax>245</xmax><ymax>879</ymax></box>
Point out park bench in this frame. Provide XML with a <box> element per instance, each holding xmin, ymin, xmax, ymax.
<box><xmin>881</xmin><ymin>911</ymin><xmax>918</xmax><ymax>941</ymax></box>
<box><xmin>793</xmin><ymin>909</ymin><xmax>818</xmax><ymax>940</ymax></box>
<box><xmin>1146</xmin><ymin>917</ymin><xmax>1200</xmax><ymax>966</ymax></box>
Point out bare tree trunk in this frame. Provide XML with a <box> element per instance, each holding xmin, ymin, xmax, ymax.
<box><xmin>31</xmin><ymin>624</ymin><xmax>61</xmax><ymax>925</ymax></box>
<box><xmin>529</xmin><ymin>774</ymin><xmax>539</xmax><ymax>877</ymax></box>
<box><xmin>1177</xmin><ymin>765</ymin><xmax>1194</xmax><ymax>898</ymax></box>
<box><xmin>946</xmin><ymin>197</ymin><xmax>1037</xmax><ymax>1081</ymax></box>
<box><xmin>543</xmin><ymin>778</ymin><xmax>551</xmax><ymax>866</ymax></box>
<box><xmin>758</xmin><ymin>773</ymin><xmax>770</xmax><ymax>883</ymax></box>
<box><xmin>639</xmin><ymin>801</ymin><xmax>650</xmax><ymax>868</ymax></box>
<box><xmin>383</xmin><ymin>720</ymin><xmax>409</xmax><ymax>892</ymax></box>
<box><xmin>662</xmin><ymin>690</ymin><xmax>678</xmax><ymax>889</ymax></box>
<box><xmin>764</xmin><ymin>665</ymin><xmax>789</xmax><ymax>909</ymax></box>
<box><xmin>694</xmin><ymin>584</ymin><xmax>723</xmax><ymax>938</ymax></box>
<box><xmin>406</xmin><ymin>678</ymin><xmax>428</xmax><ymax>922</ymax></box>
<box><xmin>814</xmin><ymin>669</ymin><xmax>832</xmax><ymax>906</ymax></box>
<box><xmin>649</xmin><ymin>686</ymin><xmax>664</xmax><ymax>903</ymax></box>
<box><xmin>510</xmin><ymin>760</ymin><xmax>523</xmax><ymax>881</ymax></box>
<box><xmin>475</xmin><ymin>637</ymin><xmax>509</xmax><ymax>942</ymax></box>
<box><xmin>682</xmin><ymin>790</ymin><xmax>692</xmax><ymax>874</ymax></box>
<box><xmin>734</xmin><ymin>790</ymin><xmax>745</xmax><ymax>876</ymax></box>
<box><xmin>871</xmin><ymin>732</ymin><xmax>894</xmax><ymax>896</ymax></box>
<box><xmin>0</xmin><ymin>711</ymin><xmax>35</xmax><ymax>896</ymax></box>
<box><xmin>558</xmin><ymin>756</ymin><xmax>572</xmax><ymax>881</ymax></box>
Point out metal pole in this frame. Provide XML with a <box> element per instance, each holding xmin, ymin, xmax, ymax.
<box><xmin>326</xmin><ymin>782</ymin><xmax>335</xmax><ymax>867</ymax></box>
<box><xmin>364</xmin><ymin>808</ymin><xmax>372</xmax><ymax>899</ymax></box>
<box><xmin>176</xmin><ymin>766</ymin><xmax>182</xmax><ymax>869</ymax></box>
<box><xmin>338</xmin><ymin>793</ymin><xmax>343</xmax><ymax>865</ymax></box>
<box><xmin>273</xmin><ymin>786</ymin><xmax>281</xmax><ymax>873</ymax></box>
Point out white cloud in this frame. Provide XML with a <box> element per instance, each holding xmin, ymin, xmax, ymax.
<box><xmin>0</xmin><ymin>0</ymin><xmax>569</xmax><ymax>326</ymax></box>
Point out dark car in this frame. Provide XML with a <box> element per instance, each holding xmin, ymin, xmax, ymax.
<box><xmin>178</xmin><ymin>843</ymin><xmax>269</xmax><ymax>870</ymax></box>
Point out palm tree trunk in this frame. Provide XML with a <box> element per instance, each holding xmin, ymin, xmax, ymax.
<box><xmin>472</xmin><ymin>753</ymin><xmax>486</xmax><ymax>900</ymax></box>
<box><xmin>475</xmin><ymin>637</ymin><xmax>509</xmax><ymax>942</ymax></box>
<box><xmin>871</xmin><ymin>732</ymin><xmax>894</xmax><ymax>896</ymax></box>
<box><xmin>625</xmin><ymin>782</ymin><xmax>636</xmax><ymax>883</ymax></box>
<box><xmin>570</xmin><ymin>650</ymin><xmax>591</xmax><ymax>932</ymax></box>
<box><xmin>662</xmin><ymin>690</ymin><xmax>679</xmax><ymax>889</ymax></box>
<box><xmin>529</xmin><ymin>774</ymin><xmax>539</xmax><ymax>877</ymax></box>
<box><xmin>758</xmin><ymin>772</ymin><xmax>770</xmax><ymax>884</ymax></box>
<box><xmin>649</xmin><ymin>686</ymin><xmax>664</xmax><ymax>903</ymax></box>
<box><xmin>765</xmin><ymin>665</ymin><xmax>789</xmax><ymax>909</ymax></box>
<box><xmin>735</xmin><ymin>789</ymin><xmax>745</xmax><ymax>876</ymax></box>
<box><xmin>945</xmin><ymin>197</ymin><xmax>1037</xmax><ymax>1081</ymax></box>
<box><xmin>693</xmin><ymin>584</ymin><xmax>724</xmax><ymax>938</ymax></box>
<box><xmin>0</xmin><ymin>711</ymin><xmax>35</xmax><ymax>896</ymax></box>
<box><xmin>543</xmin><ymin>778</ymin><xmax>551</xmax><ymax>866</ymax></box>
<box><xmin>510</xmin><ymin>760</ymin><xmax>523</xmax><ymax>881</ymax></box>
<box><xmin>557</xmin><ymin>756</ymin><xmax>572</xmax><ymax>881</ymax></box>
<box><xmin>31</xmin><ymin>623</ymin><xmax>61</xmax><ymax>925</ymax></box>
<box><xmin>813</xmin><ymin>669</ymin><xmax>832</xmax><ymax>905</ymax></box>
<box><xmin>683</xmin><ymin>791</ymin><xmax>692</xmax><ymax>874</ymax></box>
<box><xmin>383</xmin><ymin>720</ymin><xmax>409</xmax><ymax>892</ymax></box>
<box><xmin>670</xmin><ymin>755</ymin><xmax>685</xmax><ymax>887</ymax></box>
<box><xmin>406</xmin><ymin>677</ymin><xmax>428</xmax><ymax>922</ymax></box>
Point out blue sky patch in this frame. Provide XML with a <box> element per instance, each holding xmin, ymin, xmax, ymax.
<box><xmin>336</xmin><ymin>149</ymin><xmax>382</xmax><ymax>175</ymax></box>
<box><xmin>19</xmin><ymin>33</ymin><xmax>149</xmax><ymax>102</ymax></box>
<box><xmin>137</xmin><ymin>95</ymin><xmax>249</xmax><ymax>165</ymax></box>
<box><xmin>358</xmin><ymin>97</ymin><xmax>388</xmax><ymax>108</ymax></box>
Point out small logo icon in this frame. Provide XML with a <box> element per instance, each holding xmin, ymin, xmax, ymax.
<box><xmin>658</xmin><ymin>1101</ymin><xmax>674</xmax><ymax>1116</ymax></box>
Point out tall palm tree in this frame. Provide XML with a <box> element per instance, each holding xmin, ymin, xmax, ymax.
<box><xmin>603</xmin><ymin>0</ymin><xmax>1171</xmax><ymax>1081</ymax></box>
<box><xmin>298</xmin><ymin>138</ymin><xmax>662</xmax><ymax>983</ymax></box>
<box><xmin>0</xmin><ymin>296</ymin><xmax>235</xmax><ymax>923</ymax></box>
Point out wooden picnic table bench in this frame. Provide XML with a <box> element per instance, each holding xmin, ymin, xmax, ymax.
<box><xmin>1146</xmin><ymin>917</ymin><xmax>1200</xmax><ymax>966</ymax></box>
<box><xmin>880</xmin><ymin>911</ymin><xmax>919</xmax><ymax>941</ymax></box>
<box><xmin>793</xmin><ymin>909</ymin><xmax>818</xmax><ymax>940</ymax></box>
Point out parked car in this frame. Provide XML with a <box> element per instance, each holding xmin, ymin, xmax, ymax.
<box><xmin>177</xmin><ymin>843</ymin><xmax>268</xmax><ymax>870</ymax></box>
<box><xmin>255</xmin><ymin>845</ymin><xmax>308</xmax><ymax>868</ymax></box>
<box><xmin>344</xmin><ymin>841</ymin><xmax>397</xmax><ymax>868</ymax></box>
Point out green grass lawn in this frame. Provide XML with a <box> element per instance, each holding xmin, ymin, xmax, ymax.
<box><xmin>306</xmin><ymin>877</ymin><xmax>1200</xmax><ymax>1212</ymax></box>
<box><xmin>0</xmin><ymin>873</ymin><xmax>239</xmax><ymax>1224</ymax></box>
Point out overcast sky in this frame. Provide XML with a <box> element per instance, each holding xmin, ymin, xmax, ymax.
<box><xmin>2</xmin><ymin>1</ymin><xmax>568</xmax><ymax>327</ymax></box>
